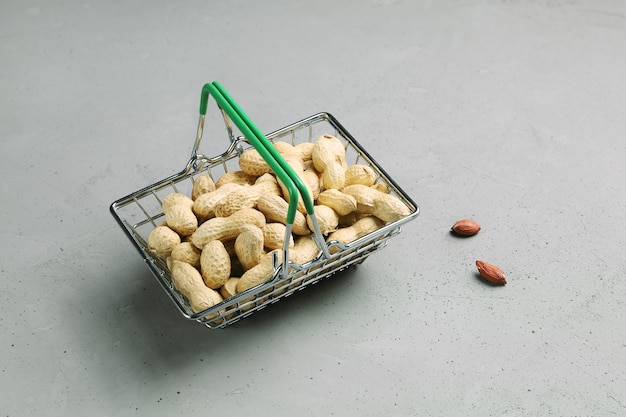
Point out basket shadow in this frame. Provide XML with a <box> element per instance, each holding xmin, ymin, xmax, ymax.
<box><xmin>108</xmin><ymin>261</ymin><xmax>364</xmax><ymax>372</ymax></box>
<box><xmin>229</xmin><ymin>265</ymin><xmax>364</xmax><ymax>330</ymax></box>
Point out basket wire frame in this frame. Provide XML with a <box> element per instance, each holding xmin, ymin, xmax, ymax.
<box><xmin>111</xmin><ymin>111</ymin><xmax>419</xmax><ymax>329</ymax></box>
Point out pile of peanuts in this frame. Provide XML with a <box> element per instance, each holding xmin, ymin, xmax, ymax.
<box><xmin>147</xmin><ymin>134</ymin><xmax>411</xmax><ymax>313</ymax></box>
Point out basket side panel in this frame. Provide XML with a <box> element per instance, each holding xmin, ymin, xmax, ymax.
<box><xmin>111</xmin><ymin>112</ymin><xmax>418</xmax><ymax>327</ymax></box>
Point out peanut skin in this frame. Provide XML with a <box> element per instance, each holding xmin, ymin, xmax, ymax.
<box><xmin>476</xmin><ymin>260</ymin><xmax>507</xmax><ymax>285</ymax></box>
<box><xmin>451</xmin><ymin>219</ymin><xmax>481</xmax><ymax>237</ymax></box>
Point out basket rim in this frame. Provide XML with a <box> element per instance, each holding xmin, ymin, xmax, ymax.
<box><xmin>109</xmin><ymin>111</ymin><xmax>420</xmax><ymax>324</ymax></box>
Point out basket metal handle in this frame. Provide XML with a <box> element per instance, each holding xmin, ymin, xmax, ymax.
<box><xmin>196</xmin><ymin>82</ymin><xmax>331</xmax><ymax>275</ymax></box>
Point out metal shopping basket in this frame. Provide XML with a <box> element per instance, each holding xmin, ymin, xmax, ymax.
<box><xmin>110</xmin><ymin>81</ymin><xmax>419</xmax><ymax>328</ymax></box>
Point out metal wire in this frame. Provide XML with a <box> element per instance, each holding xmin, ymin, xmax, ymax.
<box><xmin>110</xmin><ymin>112</ymin><xmax>419</xmax><ymax>328</ymax></box>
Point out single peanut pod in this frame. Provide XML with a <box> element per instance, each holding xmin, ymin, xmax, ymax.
<box><xmin>234</xmin><ymin>224</ymin><xmax>265</xmax><ymax>271</ymax></box>
<box><xmin>262</xmin><ymin>223</ymin><xmax>294</xmax><ymax>250</ymax></box>
<box><xmin>192</xmin><ymin>182</ymin><xmax>244</xmax><ymax>222</ymax></box>
<box><xmin>214</xmin><ymin>175</ymin><xmax>281</xmax><ymax>217</ymax></box>
<box><xmin>192</xmin><ymin>174</ymin><xmax>216</xmax><ymax>200</ymax></box>
<box><xmin>239</xmin><ymin>148</ymin><xmax>272</xmax><ymax>176</ymax></box>
<box><xmin>236</xmin><ymin>250</ymin><xmax>281</xmax><ymax>293</ymax></box>
<box><xmin>170</xmin><ymin>260</ymin><xmax>223</xmax><ymax>313</ymax></box>
<box><xmin>312</xmin><ymin>134</ymin><xmax>347</xmax><ymax>190</ymax></box>
<box><xmin>162</xmin><ymin>193</ymin><xmax>194</xmax><ymax>213</ymax></box>
<box><xmin>215</xmin><ymin>170</ymin><xmax>258</xmax><ymax>188</ymax></box>
<box><xmin>170</xmin><ymin>241</ymin><xmax>202</xmax><ymax>268</ymax></box>
<box><xmin>165</xmin><ymin>203</ymin><xmax>198</xmax><ymax>236</ymax></box>
<box><xmin>220</xmin><ymin>277</ymin><xmax>240</xmax><ymax>299</ymax></box>
<box><xmin>148</xmin><ymin>225</ymin><xmax>181</xmax><ymax>258</ymax></box>
<box><xmin>289</xmin><ymin>234</ymin><xmax>320</xmax><ymax>265</ymax></box>
<box><xmin>190</xmin><ymin>208</ymin><xmax>267</xmax><ymax>249</ymax></box>
<box><xmin>256</xmin><ymin>194</ymin><xmax>310</xmax><ymax>235</ymax></box>
<box><xmin>317</xmin><ymin>189</ymin><xmax>357</xmax><ymax>216</ymax></box>
<box><xmin>345</xmin><ymin>164</ymin><xmax>377</xmax><ymax>187</ymax></box>
<box><xmin>326</xmin><ymin>216</ymin><xmax>385</xmax><ymax>253</ymax></box>
<box><xmin>306</xmin><ymin>204</ymin><xmax>339</xmax><ymax>235</ymax></box>
<box><xmin>200</xmin><ymin>240</ymin><xmax>231</xmax><ymax>289</ymax></box>
<box><xmin>342</xmin><ymin>184</ymin><xmax>411</xmax><ymax>223</ymax></box>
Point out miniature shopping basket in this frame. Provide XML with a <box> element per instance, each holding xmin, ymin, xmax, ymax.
<box><xmin>110</xmin><ymin>81</ymin><xmax>419</xmax><ymax>329</ymax></box>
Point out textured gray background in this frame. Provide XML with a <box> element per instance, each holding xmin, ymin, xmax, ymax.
<box><xmin>2</xmin><ymin>1</ymin><xmax>626</xmax><ymax>415</ymax></box>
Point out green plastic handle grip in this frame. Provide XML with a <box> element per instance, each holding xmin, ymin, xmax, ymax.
<box><xmin>199</xmin><ymin>82</ymin><xmax>314</xmax><ymax>224</ymax></box>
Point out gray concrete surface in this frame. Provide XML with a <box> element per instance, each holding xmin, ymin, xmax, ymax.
<box><xmin>2</xmin><ymin>1</ymin><xmax>626</xmax><ymax>415</ymax></box>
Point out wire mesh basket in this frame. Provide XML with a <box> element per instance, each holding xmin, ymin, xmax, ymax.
<box><xmin>110</xmin><ymin>82</ymin><xmax>419</xmax><ymax>329</ymax></box>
